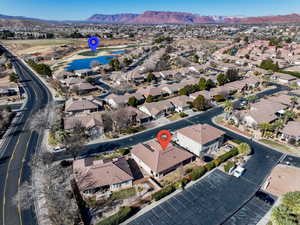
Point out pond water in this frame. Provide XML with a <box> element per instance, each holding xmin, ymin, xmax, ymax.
<box><xmin>66</xmin><ymin>50</ymin><xmax>126</xmax><ymax>71</ymax></box>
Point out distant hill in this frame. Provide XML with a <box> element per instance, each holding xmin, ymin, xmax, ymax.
<box><xmin>87</xmin><ymin>11</ymin><xmax>300</xmax><ymax>24</ymax></box>
<box><xmin>1</xmin><ymin>11</ymin><xmax>300</xmax><ymax>26</ymax></box>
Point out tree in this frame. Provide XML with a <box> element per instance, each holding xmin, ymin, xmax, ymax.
<box><xmin>273</xmin><ymin>119</ymin><xmax>284</xmax><ymax>138</ymax></box>
<box><xmin>226</xmin><ymin>69</ymin><xmax>239</xmax><ymax>82</ymax></box>
<box><xmin>237</xmin><ymin>143</ymin><xmax>252</xmax><ymax>156</ymax></box>
<box><xmin>9</xmin><ymin>73</ymin><xmax>19</xmax><ymax>83</ymax></box>
<box><xmin>64</xmin><ymin>122</ymin><xmax>86</xmax><ymax>160</ymax></box>
<box><xmin>85</xmin><ymin>77</ymin><xmax>95</xmax><ymax>84</ymax></box>
<box><xmin>147</xmin><ymin>72</ymin><xmax>156</xmax><ymax>82</ymax></box>
<box><xmin>271</xmin><ymin>191</ymin><xmax>300</xmax><ymax>225</ymax></box>
<box><xmin>192</xmin><ymin>95</ymin><xmax>206</xmax><ymax>111</ymax></box>
<box><xmin>217</xmin><ymin>73</ymin><xmax>228</xmax><ymax>86</ymax></box>
<box><xmin>198</xmin><ymin>77</ymin><xmax>207</xmax><ymax>91</ymax></box>
<box><xmin>260</xmin><ymin>59</ymin><xmax>280</xmax><ymax>72</ymax></box>
<box><xmin>290</xmin><ymin>96</ymin><xmax>298</xmax><ymax>109</ymax></box>
<box><xmin>224</xmin><ymin>100</ymin><xmax>234</xmax><ymax>119</ymax></box>
<box><xmin>146</xmin><ymin>95</ymin><xmax>154</xmax><ymax>103</ymax></box>
<box><xmin>206</xmin><ymin>79</ymin><xmax>215</xmax><ymax>90</ymax></box>
<box><xmin>128</xmin><ymin>96</ymin><xmax>138</xmax><ymax>107</ymax></box>
<box><xmin>179</xmin><ymin>87</ymin><xmax>188</xmax><ymax>96</ymax></box>
<box><xmin>283</xmin><ymin>110</ymin><xmax>296</xmax><ymax>124</ymax></box>
<box><xmin>258</xmin><ymin>122</ymin><xmax>273</xmax><ymax>137</ymax></box>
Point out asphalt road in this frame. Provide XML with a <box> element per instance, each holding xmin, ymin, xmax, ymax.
<box><xmin>0</xmin><ymin>46</ymin><xmax>52</xmax><ymax>225</ymax></box>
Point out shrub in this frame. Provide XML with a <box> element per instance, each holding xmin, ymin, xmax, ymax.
<box><xmin>179</xmin><ymin>112</ymin><xmax>188</xmax><ymax>118</ymax></box>
<box><xmin>217</xmin><ymin>148</ymin><xmax>239</xmax><ymax>163</ymax></box>
<box><xmin>152</xmin><ymin>185</ymin><xmax>175</xmax><ymax>201</ymax></box>
<box><xmin>205</xmin><ymin>161</ymin><xmax>216</xmax><ymax>171</ymax></box>
<box><xmin>118</xmin><ymin>147</ymin><xmax>131</xmax><ymax>156</ymax></box>
<box><xmin>224</xmin><ymin>161</ymin><xmax>236</xmax><ymax>173</ymax></box>
<box><xmin>231</xmin><ymin>139</ymin><xmax>242</xmax><ymax>144</ymax></box>
<box><xmin>213</xmin><ymin>158</ymin><xmax>222</xmax><ymax>167</ymax></box>
<box><xmin>185</xmin><ymin>167</ymin><xmax>193</xmax><ymax>174</ymax></box>
<box><xmin>189</xmin><ymin>166</ymin><xmax>207</xmax><ymax>181</ymax></box>
<box><xmin>97</xmin><ymin>206</ymin><xmax>132</xmax><ymax>225</ymax></box>
<box><xmin>214</xmin><ymin>95</ymin><xmax>226</xmax><ymax>102</ymax></box>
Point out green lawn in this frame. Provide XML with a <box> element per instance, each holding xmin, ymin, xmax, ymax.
<box><xmin>3</xmin><ymin>38</ymin><xmax>84</xmax><ymax>47</ymax></box>
<box><xmin>110</xmin><ymin>187</ymin><xmax>136</xmax><ymax>201</ymax></box>
<box><xmin>259</xmin><ymin>139</ymin><xmax>292</xmax><ymax>152</ymax></box>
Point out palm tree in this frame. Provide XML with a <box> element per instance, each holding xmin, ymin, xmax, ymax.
<box><xmin>224</xmin><ymin>100</ymin><xmax>234</xmax><ymax>120</ymax></box>
<box><xmin>258</xmin><ymin>122</ymin><xmax>272</xmax><ymax>137</ymax></box>
<box><xmin>283</xmin><ymin>110</ymin><xmax>296</xmax><ymax>124</ymax></box>
<box><xmin>237</xmin><ymin>143</ymin><xmax>252</xmax><ymax>156</ymax></box>
<box><xmin>273</xmin><ymin>119</ymin><xmax>284</xmax><ymax>138</ymax></box>
<box><xmin>290</xmin><ymin>96</ymin><xmax>298</xmax><ymax>109</ymax></box>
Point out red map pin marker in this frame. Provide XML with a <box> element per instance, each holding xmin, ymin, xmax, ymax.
<box><xmin>157</xmin><ymin>130</ymin><xmax>172</xmax><ymax>150</ymax></box>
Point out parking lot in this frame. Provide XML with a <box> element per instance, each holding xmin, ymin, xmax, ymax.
<box><xmin>223</xmin><ymin>194</ymin><xmax>274</xmax><ymax>225</ymax></box>
<box><xmin>128</xmin><ymin>170</ymin><xmax>263</xmax><ymax>225</ymax></box>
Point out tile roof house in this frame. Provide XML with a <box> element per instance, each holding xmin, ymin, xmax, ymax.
<box><xmin>105</xmin><ymin>93</ymin><xmax>145</xmax><ymax>109</ymax></box>
<box><xmin>138</xmin><ymin>100</ymin><xmax>175</xmax><ymax>119</ymax></box>
<box><xmin>176</xmin><ymin>124</ymin><xmax>225</xmax><ymax>156</ymax></box>
<box><xmin>64</xmin><ymin>112</ymin><xmax>104</xmax><ymax>137</ymax></box>
<box><xmin>189</xmin><ymin>90</ymin><xmax>211</xmax><ymax>100</ymax></box>
<box><xmin>124</xmin><ymin>106</ymin><xmax>152</xmax><ymax>125</ymax></box>
<box><xmin>131</xmin><ymin>140</ymin><xmax>195</xmax><ymax>178</ymax></box>
<box><xmin>242</xmin><ymin>99</ymin><xmax>287</xmax><ymax>128</ymax></box>
<box><xmin>271</xmin><ymin>72</ymin><xmax>296</xmax><ymax>84</ymax></box>
<box><xmin>73</xmin><ymin>157</ymin><xmax>133</xmax><ymax>194</ymax></box>
<box><xmin>65</xmin><ymin>98</ymin><xmax>99</xmax><ymax>115</ymax></box>
<box><xmin>169</xmin><ymin>95</ymin><xmax>191</xmax><ymax>112</ymax></box>
<box><xmin>136</xmin><ymin>86</ymin><xmax>165</xmax><ymax>98</ymax></box>
<box><xmin>71</xmin><ymin>82</ymin><xmax>98</xmax><ymax>95</ymax></box>
<box><xmin>281</xmin><ymin>121</ymin><xmax>300</xmax><ymax>142</ymax></box>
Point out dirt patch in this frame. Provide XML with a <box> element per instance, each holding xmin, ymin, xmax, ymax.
<box><xmin>264</xmin><ymin>165</ymin><xmax>300</xmax><ymax>197</ymax></box>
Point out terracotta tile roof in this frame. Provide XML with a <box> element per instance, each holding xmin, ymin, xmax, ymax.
<box><xmin>73</xmin><ymin>157</ymin><xmax>133</xmax><ymax>191</ymax></box>
<box><xmin>281</xmin><ymin>121</ymin><xmax>300</xmax><ymax>137</ymax></box>
<box><xmin>141</xmin><ymin>100</ymin><xmax>174</xmax><ymax>116</ymax></box>
<box><xmin>64</xmin><ymin>112</ymin><xmax>103</xmax><ymax>130</ymax></box>
<box><xmin>169</xmin><ymin>95</ymin><xmax>190</xmax><ymax>108</ymax></box>
<box><xmin>177</xmin><ymin>124</ymin><xmax>225</xmax><ymax>145</ymax></box>
<box><xmin>65</xmin><ymin>98</ymin><xmax>99</xmax><ymax>112</ymax></box>
<box><xmin>131</xmin><ymin>140</ymin><xmax>193</xmax><ymax>174</ymax></box>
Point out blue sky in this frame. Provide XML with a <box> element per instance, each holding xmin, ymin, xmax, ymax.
<box><xmin>1</xmin><ymin>0</ymin><xmax>300</xmax><ymax>20</ymax></box>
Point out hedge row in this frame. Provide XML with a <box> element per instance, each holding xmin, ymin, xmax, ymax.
<box><xmin>189</xmin><ymin>148</ymin><xmax>239</xmax><ymax>181</ymax></box>
<box><xmin>152</xmin><ymin>185</ymin><xmax>176</xmax><ymax>201</ymax></box>
<box><xmin>97</xmin><ymin>206</ymin><xmax>132</xmax><ymax>225</ymax></box>
<box><xmin>152</xmin><ymin>148</ymin><xmax>239</xmax><ymax>202</ymax></box>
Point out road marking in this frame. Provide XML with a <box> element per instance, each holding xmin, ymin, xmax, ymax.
<box><xmin>2</xmin><ymin>128</ymin><xmax>26</xmax><ymax>225</ymax></box>
<box><xmin>2</xmin><ymin>61</ymin><xmax>39</xmax><ymax>225</ymax></box>
<box><xmin>18</xmin><ymin>131</ymin><xmax>34</xmax><ymax>225</ymax></box>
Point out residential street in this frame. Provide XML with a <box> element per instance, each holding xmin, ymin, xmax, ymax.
<box><xmin>0</xmin><ymin>45</ymin><xmax>52</xmax><ymax>225</ymax></box>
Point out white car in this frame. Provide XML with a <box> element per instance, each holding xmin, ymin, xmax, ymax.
<box><xmin>232</xmin><ymin>166</ymin><xmax>245</xmax><ymax>178</ymax></box>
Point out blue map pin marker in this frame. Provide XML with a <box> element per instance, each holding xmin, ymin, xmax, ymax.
<box><xmin>88</xmin><ymin>37</ymin><xmax>99</xmax><ymax>52</ymax></box>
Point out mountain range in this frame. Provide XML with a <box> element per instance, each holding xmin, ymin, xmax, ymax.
<box><xmin>1</xmin><ymin>11</ymin><xmax>300</xmax><ymax>25</ymax></box>
<box><xmin>88</xmin><ymin>11</ymin><xmax>300</xmax><ymax>24</ymax></box>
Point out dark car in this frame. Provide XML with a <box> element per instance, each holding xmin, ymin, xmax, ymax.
<box><xmin>255</xmin><ymin>191</ymin><xmax>275</xmax><ymax>205</ymax></box>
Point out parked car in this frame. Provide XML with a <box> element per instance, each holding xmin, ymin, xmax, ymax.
<box><xmin>232</xmin><ymin>166</ymin><xmax>245</xmax><ymax>178</ymax></box>
<box><xmin>224</xmin><ymin>144</ymin><xmax>234</xmax><ymax>150</ymax></box>
<box><xmin>53</xmin><ymin>146</ymin><xmax>66</xmax><ymax>152</ymax></box>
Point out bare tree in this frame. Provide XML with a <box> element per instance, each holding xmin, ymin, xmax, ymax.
<box><xmin>111</xmin><ymin>108</ymin><xmax>132</xmax><ymax>132</ymax></box>
<box><xmin>30</xmin><ymin>103</ymin><xmax>55</xmax><ymax>130</ymax></box>
<box><xmin>64</xmin><ymin>121</ymin><xmax>86</xmax><ymax>160</ymax></box>
<box><xmin>14</xmin><ymin>150</ymin><xmax>80</xmax><ymax>225</ymax></box>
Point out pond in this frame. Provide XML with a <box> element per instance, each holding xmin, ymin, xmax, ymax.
<box><xmin>66</xmin><ymin>50</ymin><xmax>126</xmax><ymax>71</ymax></box>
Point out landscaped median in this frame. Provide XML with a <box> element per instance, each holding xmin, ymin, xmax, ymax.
<box><xmin>97</xmin><ymin>206</ymin><xmax>133</xmax><ymax>225</ymax></box>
